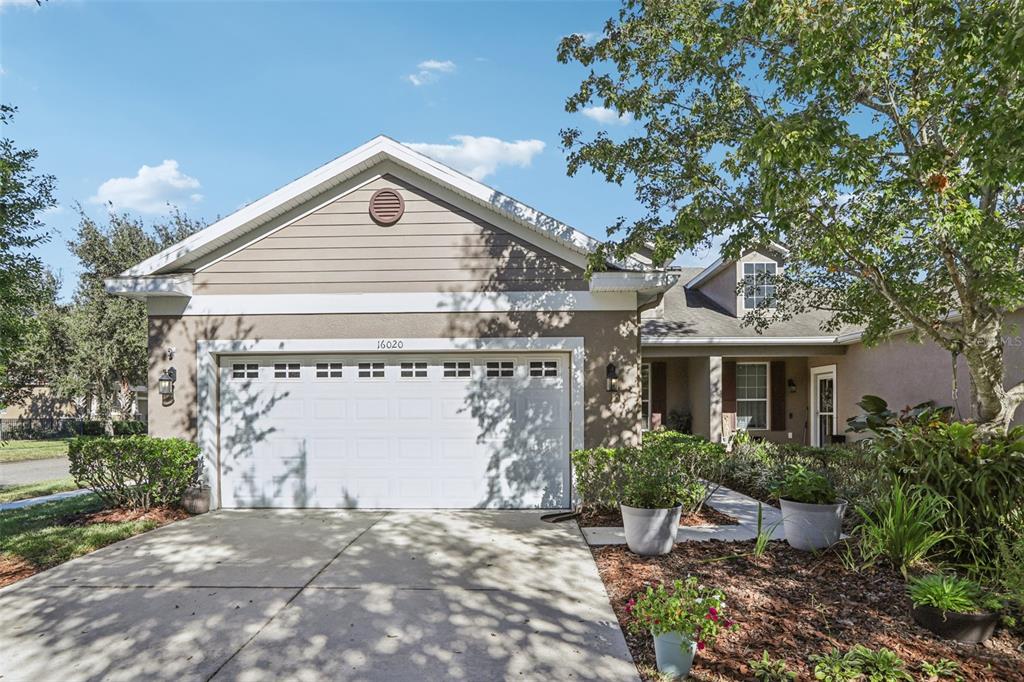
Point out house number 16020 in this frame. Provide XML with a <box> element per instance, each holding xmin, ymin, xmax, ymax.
<box><xmin>377</xmin><ymin>339</ymin><xmax>404</xmax><ymax>350</ymax></box>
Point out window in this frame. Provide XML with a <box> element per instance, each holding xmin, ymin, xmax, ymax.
<box><xmin>400</xmin><ymin>362</ymin><xmax>427</xmax><ymax>378</ymax></box>
<box><xmin>315</xmin><ymin>362</ymin><xmax>343</xmax><ymax>379</ymax></box>
<box><xmin>743</xmin><ymin>262</ymin><xmax>777</xmax><ymax>309</ymax></box>
<box><xmin>736</xmin><ymin>363</ymin><xmax>769</xmax><ymax>430</ymax></box>
<box><xmin>640</xmin><ymin>362</ymin><xmax>651</xmax><ymax>430</ymax></box>
<box><xmin>273</xmin><ymin>363</ymin><xmax>301</xmax><ymax>379</ymax></box>
<box><xmin>358</xmin><ymin>362</ymin><xmax>385</xmax><ymax>379</ymax></box>
<box><xmin>486</xmin><ymin>361</ymin><xmax>514</xmax><ymax>378</ymax></box>
<box><xmin>231</xmin><ymin>363</ymin><xmax>259</xmax><ymax>379</ymax></box>
<box><xmin>443</xmin><ymin>361</ymin><xmax>471</xmax><ymax>378</ymax></box>
<box><xmin>529</xmin><ymin>361</ymin><xmax>558</xmax><ymax>377</ymax></box>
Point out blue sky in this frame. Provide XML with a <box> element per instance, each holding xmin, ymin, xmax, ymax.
<box><xmin>2</xmin><ymin>0</ymin><xmax>718</xmax><ymax>299</ymax></box>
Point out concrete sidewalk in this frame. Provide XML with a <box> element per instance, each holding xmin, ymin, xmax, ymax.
<box><xmin>0</xmin><ymin>510</ymin><xmax>638</xmax><ymax>681</ymax></box>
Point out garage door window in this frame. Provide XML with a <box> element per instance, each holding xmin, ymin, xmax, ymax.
<box><xmin>231</xmin><ymin>363</ymin><xmax>259</xmax><ymax>380</ymax></box>
<box><xmin>274</xmin><ymin>363</ymin><xmax>301</xmax><ymax>379</ymax></box>
<box><xmin>315</xmin><ymin>362</ymin><xmax>343</xmax><ymax>379</ymax></box>
<box><xmin>529</xmin><ymin>361</ymin><xmax>558</xmax><ymax>377</ymax></box>
<box><xmin>400</xmin><ymin>362</ymin><xmax>428</xmax><ymax>378</ymax></box>
<box><xmin>486</xmin><ymin>361</ymin><xmax>514</xmax><ymax>378</ymax></box>
<box><xmin>443</xmin><ymin>361</ymin><xmax>471</xmax><ymax>378</ymax></box>
<box><xmin>358</xmin><ymin>362</ymin><xmax>385</xmax><ymax>379</ymax></box>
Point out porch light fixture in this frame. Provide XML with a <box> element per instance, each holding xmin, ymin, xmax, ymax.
<box><xmin>605</xmin><ymin>363</ymin><xmax>619</xmax><ymax>393</ymax></box>
<box><xmin>158</xmin><ymin>367</ymin><xmax>177</xmax><ymax>397</ymax></box>
<box><xmin>787</xmin><ymin>378</ymin><xmax>797</xmax><ymax>393</ymax></box>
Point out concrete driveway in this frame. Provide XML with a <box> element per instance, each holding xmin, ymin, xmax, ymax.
<box><xmin>0</xmin><ymin>510</ymin><xmax>637</xmax><ymax>681</ymax></box>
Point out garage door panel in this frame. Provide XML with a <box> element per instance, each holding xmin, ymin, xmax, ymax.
<box><xmin>219</xmin><ymin>353</ymin><xmax>571</xmax><ymax>509</ymax></box>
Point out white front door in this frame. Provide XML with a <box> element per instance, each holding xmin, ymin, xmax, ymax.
<box><xmin>810</xmin><ymin>365</ymin><xmax>837</xmax><ymax>447</ymax></box>
<box><xmin>217</xmin><ymin>353</ymin><xmax>571</xmax><ymax>509</ymax></box>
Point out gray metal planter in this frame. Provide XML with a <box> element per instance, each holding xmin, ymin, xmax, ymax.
<box><xmin>652</xmin><ymin>631</ymin><xmax>697</xmax><ymax>678</ymax></box>
<box><xmin>779</xmin><ymin>498</ymin><xmax>847</xmax><ymax>550</ymax></box>
<box><xmin>621</xmin><ymin>504</ymin><xmax>682</xmax><ymax>556</ymax></box>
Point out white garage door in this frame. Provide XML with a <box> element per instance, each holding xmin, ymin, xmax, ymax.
<box><xmin>217</xmin><ymin>353</ymin><xmax>571</xmax><ymax>509</ymax></box>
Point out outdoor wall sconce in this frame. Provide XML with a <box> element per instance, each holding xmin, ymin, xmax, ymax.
<box><xmin>158</xmin><ymin>367</ymin><xmax>177</xmax><ymax>398</ymax></box>
<box><xmin>606</xmin><ymin>363</ymin><xmax>619</xmax><ymax>392</ymax></box>
<box><xmin>787</xmin><ymin>378</ymin><xmax>797</xmax><ymax>393</ymax></box>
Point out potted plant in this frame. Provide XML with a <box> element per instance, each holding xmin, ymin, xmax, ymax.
<box><xmin>180</xmin><ymin>454</ymin><xmax>210</xmax><ymax>515</ymax></box>
<box><xmin>908</xmin><ymin>574</ymin><xmax>1001</xmax><ymax>643</ymax></box>
<box><xmin>773</xmin><ymin>464</ymin><xmax>846</xmax><ymax>550</ymax></box>
<box><xmin>617</xmin><ymin>443</ymin><xmax>704</xmax><ymax>556</ymax></box>
<box><xmin>626</xmin><ymin>577</ymin><xmax>737</xmax><ymax>678</ymax></box>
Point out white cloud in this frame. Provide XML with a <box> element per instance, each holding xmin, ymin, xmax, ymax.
<box><xmin>90</xmin><ymin>160</ymin><xmax>202</xmax><ymax>214</ymax></box>
<box><xmin>582</xmin><ymin>105</ymin><xmax>633</xmax><ymax>125</ymax></box>
<box><xmin>406</xmin><ymin>59</ymin><xmax>456</xmax><ymax>86</ymax></box>
<box><xmin>404</xmin><ymin>135</ymin><xmax>545</xmax><ymax>181</ymax></box>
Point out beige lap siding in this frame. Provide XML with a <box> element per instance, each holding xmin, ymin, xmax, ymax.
<box><xmin>809</xmin><ymin>310</ymin><xmax>1024</xmax><ymax>434</ymax></box>
<box><xmin>193</xmin><ymin>175</ymin><xmax>588</xmax><ymax>295</ymax></box>
<box><xmin>146</xmin><ymin>311</ymin><xmax>642</xmax><ymax>450</ymax></box>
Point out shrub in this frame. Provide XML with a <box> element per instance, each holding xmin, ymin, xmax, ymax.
<box><xmin>570</xmin><ymin>447</ymin><xmax>618</xmax><ymax>510</ymax></box>
<box><xmin>627</xmin><ymin>576</ymin><xmax>737</xmax><ymax>648</ymax></box>
<box><xmin>907</xmin><ymin>574</ymin><xmax>1001</xmax><ymax>614</ymax></box>
<box><xmin>113</xmin><ymin>420</ymin><xmax>147</xmax><ymax>436</ymax></box>
<box><xmin>81</xmin><ymin>420</ymin><xmax>105</xmax><ymax>436</ymax></box>
<box><xmin>849</xmin><ymin>396</ymin><xmax>1024</xmax><ymax>570</ymax></box>
<box><xmin>772</xmin><ymin>464</ymin><xmax>837</xmax><ymax>504</ymax></box>
<box><xmin>856</xmin><ymin>481</ymin><xmax>950</xmax><ymax>576</ymax></box>
<box><xmin>68</xmin><ymin>436</ymin><xmax>201</xmax><ymax>509</ymax></box>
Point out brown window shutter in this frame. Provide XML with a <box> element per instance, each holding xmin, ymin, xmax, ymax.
<box><xmin>770</xmin><ymin>361</ymin><xmax>786</xmax><ymax>431</ymax></box>
<box><xmin>722</xmin><ymin>360</ymin><xmax>736</xmax><ymax>415</ymax></box>
<box><xmin>651</xmin><ymin>361</ymin><xmax>667</xmax><ymax>429</ymax></box>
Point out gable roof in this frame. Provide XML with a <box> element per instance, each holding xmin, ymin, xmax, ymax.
<box><xmin>123</xmin><ymin>135</ymin><xmax>645</xmax><ymax>277</ymax></box>
<box><xmin>684</xmin><ymin>243</ymin><xmax>790</xmax><ymax>290</ymax></box>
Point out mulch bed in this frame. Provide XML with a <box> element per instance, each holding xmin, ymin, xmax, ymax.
<box><xmin>594</xmin><ymin>540</ymin><xmax>1024</xmax><ymax>681</ymax></box>
<box><xmin>0</xmin><ymin>556</ymin><xmax>37</xmax><ymax>587</ymax></box>
<box><xmin>579</xmin><ymin>506</ymin><xmax>738</xmax><ymax>528</ymax></box>
<box><xmin>61</xmin><ymin>506</ymin><xmax>189</xmax><ymax>527</ymax></box>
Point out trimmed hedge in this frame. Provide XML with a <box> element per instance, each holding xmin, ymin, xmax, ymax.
<box><xmin>68</xmin><ymin>436</ymin><xmax>201</xmax><ymax>509</ymax></box>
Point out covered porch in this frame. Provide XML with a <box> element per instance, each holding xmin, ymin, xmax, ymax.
<box><xmin>639</xmin><ymin>342</ymin><xmax>848</xmax><ymax>447</ymax></box>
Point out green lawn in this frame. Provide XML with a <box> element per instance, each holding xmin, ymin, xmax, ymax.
<box><xmin>0</xmin><ymin>477</ymin><xmax>81</xmax><ymax>504</ymax></box>
<box><xmin>0</xmin><ymin>439</ymin><xmax>70</xmax><ymax>463</ymax></box>
<box><xmin>0</xmin><ymin>494</ymin><xmax>160</xmax><ymax>575</ymax></box>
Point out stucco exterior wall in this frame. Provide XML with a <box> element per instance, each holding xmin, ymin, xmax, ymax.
<box><xmin>148</xmin><ymin>310</ymin><xmax>641</xmax><ymax>451</ymax></box>
<box><xmin>809</xmin><ymin>310</ymin><xmax>1024</xmax><ymax>432</ymax></box>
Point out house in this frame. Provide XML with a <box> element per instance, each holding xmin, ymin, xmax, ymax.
<box><xmin>106</xmin><ymin>136</ymin><xmax>1023</xmax><ymax>511</ymax></box>
<box><xmin>639</xmin><ymin>253</ymin><xmax>1024</xmax><ymax>445</ymax></box>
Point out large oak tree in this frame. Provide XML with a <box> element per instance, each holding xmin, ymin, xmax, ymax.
<box><xmin>559</xmin><ymin>0</ymin><xmax>1024</xmax><ymax>434</ymax></box>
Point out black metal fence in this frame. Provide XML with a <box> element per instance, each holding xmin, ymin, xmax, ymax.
<box><xmin>0</xmin><ymin>418</ymin><xmax>148</xmax><ymax>440</ymax></box>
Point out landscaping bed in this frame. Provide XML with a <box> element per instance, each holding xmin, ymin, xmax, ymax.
<box><xmin>0</xmin><ymin>494</ymin><xmax>187</xmax><ymax>588</ymax></box>
<box><xmin>579</xmin><ymin>505</ymin><xmax>737</xmax><ymax>528</ymax></box>
<box><xmin>594</xmin><ymin>539</ymin><xmax>1024</xmax><ymax>681</ymax></box>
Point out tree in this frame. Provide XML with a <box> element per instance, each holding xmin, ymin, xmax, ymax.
<box><xmin>60</xmin><ymin>208</ymin><xmax>202</xmax><ymax>432</ymax></box>
<box><xmin>0</xmin><ymin>105</ymin><xmax>57</xmax><ymax>409</ymax></box>
<box><xmin>558</xmin><ymin>0</ymin><xmax>1024</xmax><ymax>434</ymax></box>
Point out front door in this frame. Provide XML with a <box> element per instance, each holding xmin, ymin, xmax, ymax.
<box><xmin>810</xmin><ymin>365</ymin><xmax>836</xmax><ymax>447</ymax></box>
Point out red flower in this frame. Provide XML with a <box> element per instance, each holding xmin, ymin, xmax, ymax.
<box><xmin>706</xmin><ymin>607</ymin><xmax>719</xmax><ymax>622</ymax></box>
<box><xmin>697</xmin><ymin>641</ymin><xmax>706</xmax><ymax>651</ymax></box>
<box><xmin>724</xmin><ymin>619</ymin><xmax>734</xmax><ymax>628</ymax></box>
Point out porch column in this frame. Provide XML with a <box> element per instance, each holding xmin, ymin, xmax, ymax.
<box><xmin>708</xmin><ymin>355</ymin><xmax>723</xmax><ymax>442</ymax></box>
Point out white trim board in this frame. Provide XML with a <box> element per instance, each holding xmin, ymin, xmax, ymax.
<box><xmin>809</xmin><ymin>364</ymin><xmax>838</xmax><ymax>447</ymax></box>
<box><xmin>196</xmin><ymin>336</ymin><xmax>587</xmax><ymax>509</ymax></box>
<box><xmin>642</xmin><ymin>335</ymin><xmax>841</xmax><ymax>346</ymax></box>
<box><xmin>148</xmin><ymin>291</ymin><xmax>639</xmax><ymax>316</ymax></box>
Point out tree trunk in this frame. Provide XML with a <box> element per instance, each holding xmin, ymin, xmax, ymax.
<box><xmin>960</xmin><ymin>325</ymin><xmax>1019</xmax><ymax>436</ymax></box>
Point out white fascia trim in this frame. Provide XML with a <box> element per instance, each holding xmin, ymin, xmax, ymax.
<box><xmin>123</xmin><ymin>136</ymin><xmax>646</xmax><ymax>277</ymax></box>
<box><xmin>589</xmin><ymin>271</ymin><xmax>680</xmax><ymax>293</ymax></box>
<box><xmin>104</xmin><ymin>274</ymin><xmax>193</xmax><ymax>298</ymax></box>
<box><xmin>196</xmin><ymin>336</ymin><xmax>586</xmax><ymax>509</ymax></box>
<box><xmin>685</xmin><ymin>241</ymin><xmax>791</xmax><ymax>290</ymax></box>
<box><xmin>641</xmin><ymin>335</ymin><xmax>840</xmax><ymax>346</ymax></box>
<box><xmin>148</xmin><ymin>291</ymin><xmax>638</xmax><ymax>316</ymax></box>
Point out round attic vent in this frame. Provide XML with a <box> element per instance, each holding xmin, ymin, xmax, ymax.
<box><xmin>369</xmin><ymin>188</ymin><xmax>404</xmax><ymax>225</ymax></box>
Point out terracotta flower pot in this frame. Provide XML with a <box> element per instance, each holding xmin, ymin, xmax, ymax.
<box><xmin>911</xmin><ymin>604</ymin><xmax>999</xmax><ymax>644</ymax></box>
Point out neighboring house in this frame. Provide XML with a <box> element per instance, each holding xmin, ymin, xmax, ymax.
<box><xmin>0</xmin><ymin>386</ymin><xmax>147</xmax><ymax>422</ymax></box>
<box><xmin>105</xmin><ymin>136</ymin><xmax>1022</xmax><ymax>511</ymax></box>
<box><xmin>639</xmin><ymin>252</ymin><xmax>1024</xmax><ymax>445</ymax></box>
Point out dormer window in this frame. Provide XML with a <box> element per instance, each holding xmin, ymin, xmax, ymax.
<box><xmin>743</xmin><ymin>262</ymin><xmax>777</xmax><ymax>309</ymax></box>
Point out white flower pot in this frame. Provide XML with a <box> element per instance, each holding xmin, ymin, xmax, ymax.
<box><xmin>620</xmin><ymin>504</ymin><xmax>682</xmax><ymax>556</ymax></box>
<box><xmin>779</xmin><ymin>498</ymin><xmax>847</xmax><ymax>550</ymax></box>
<box><xmin>653</xmin><ymin>631</ymin><xmax>697</xmax><ymax>678</ymax></box>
